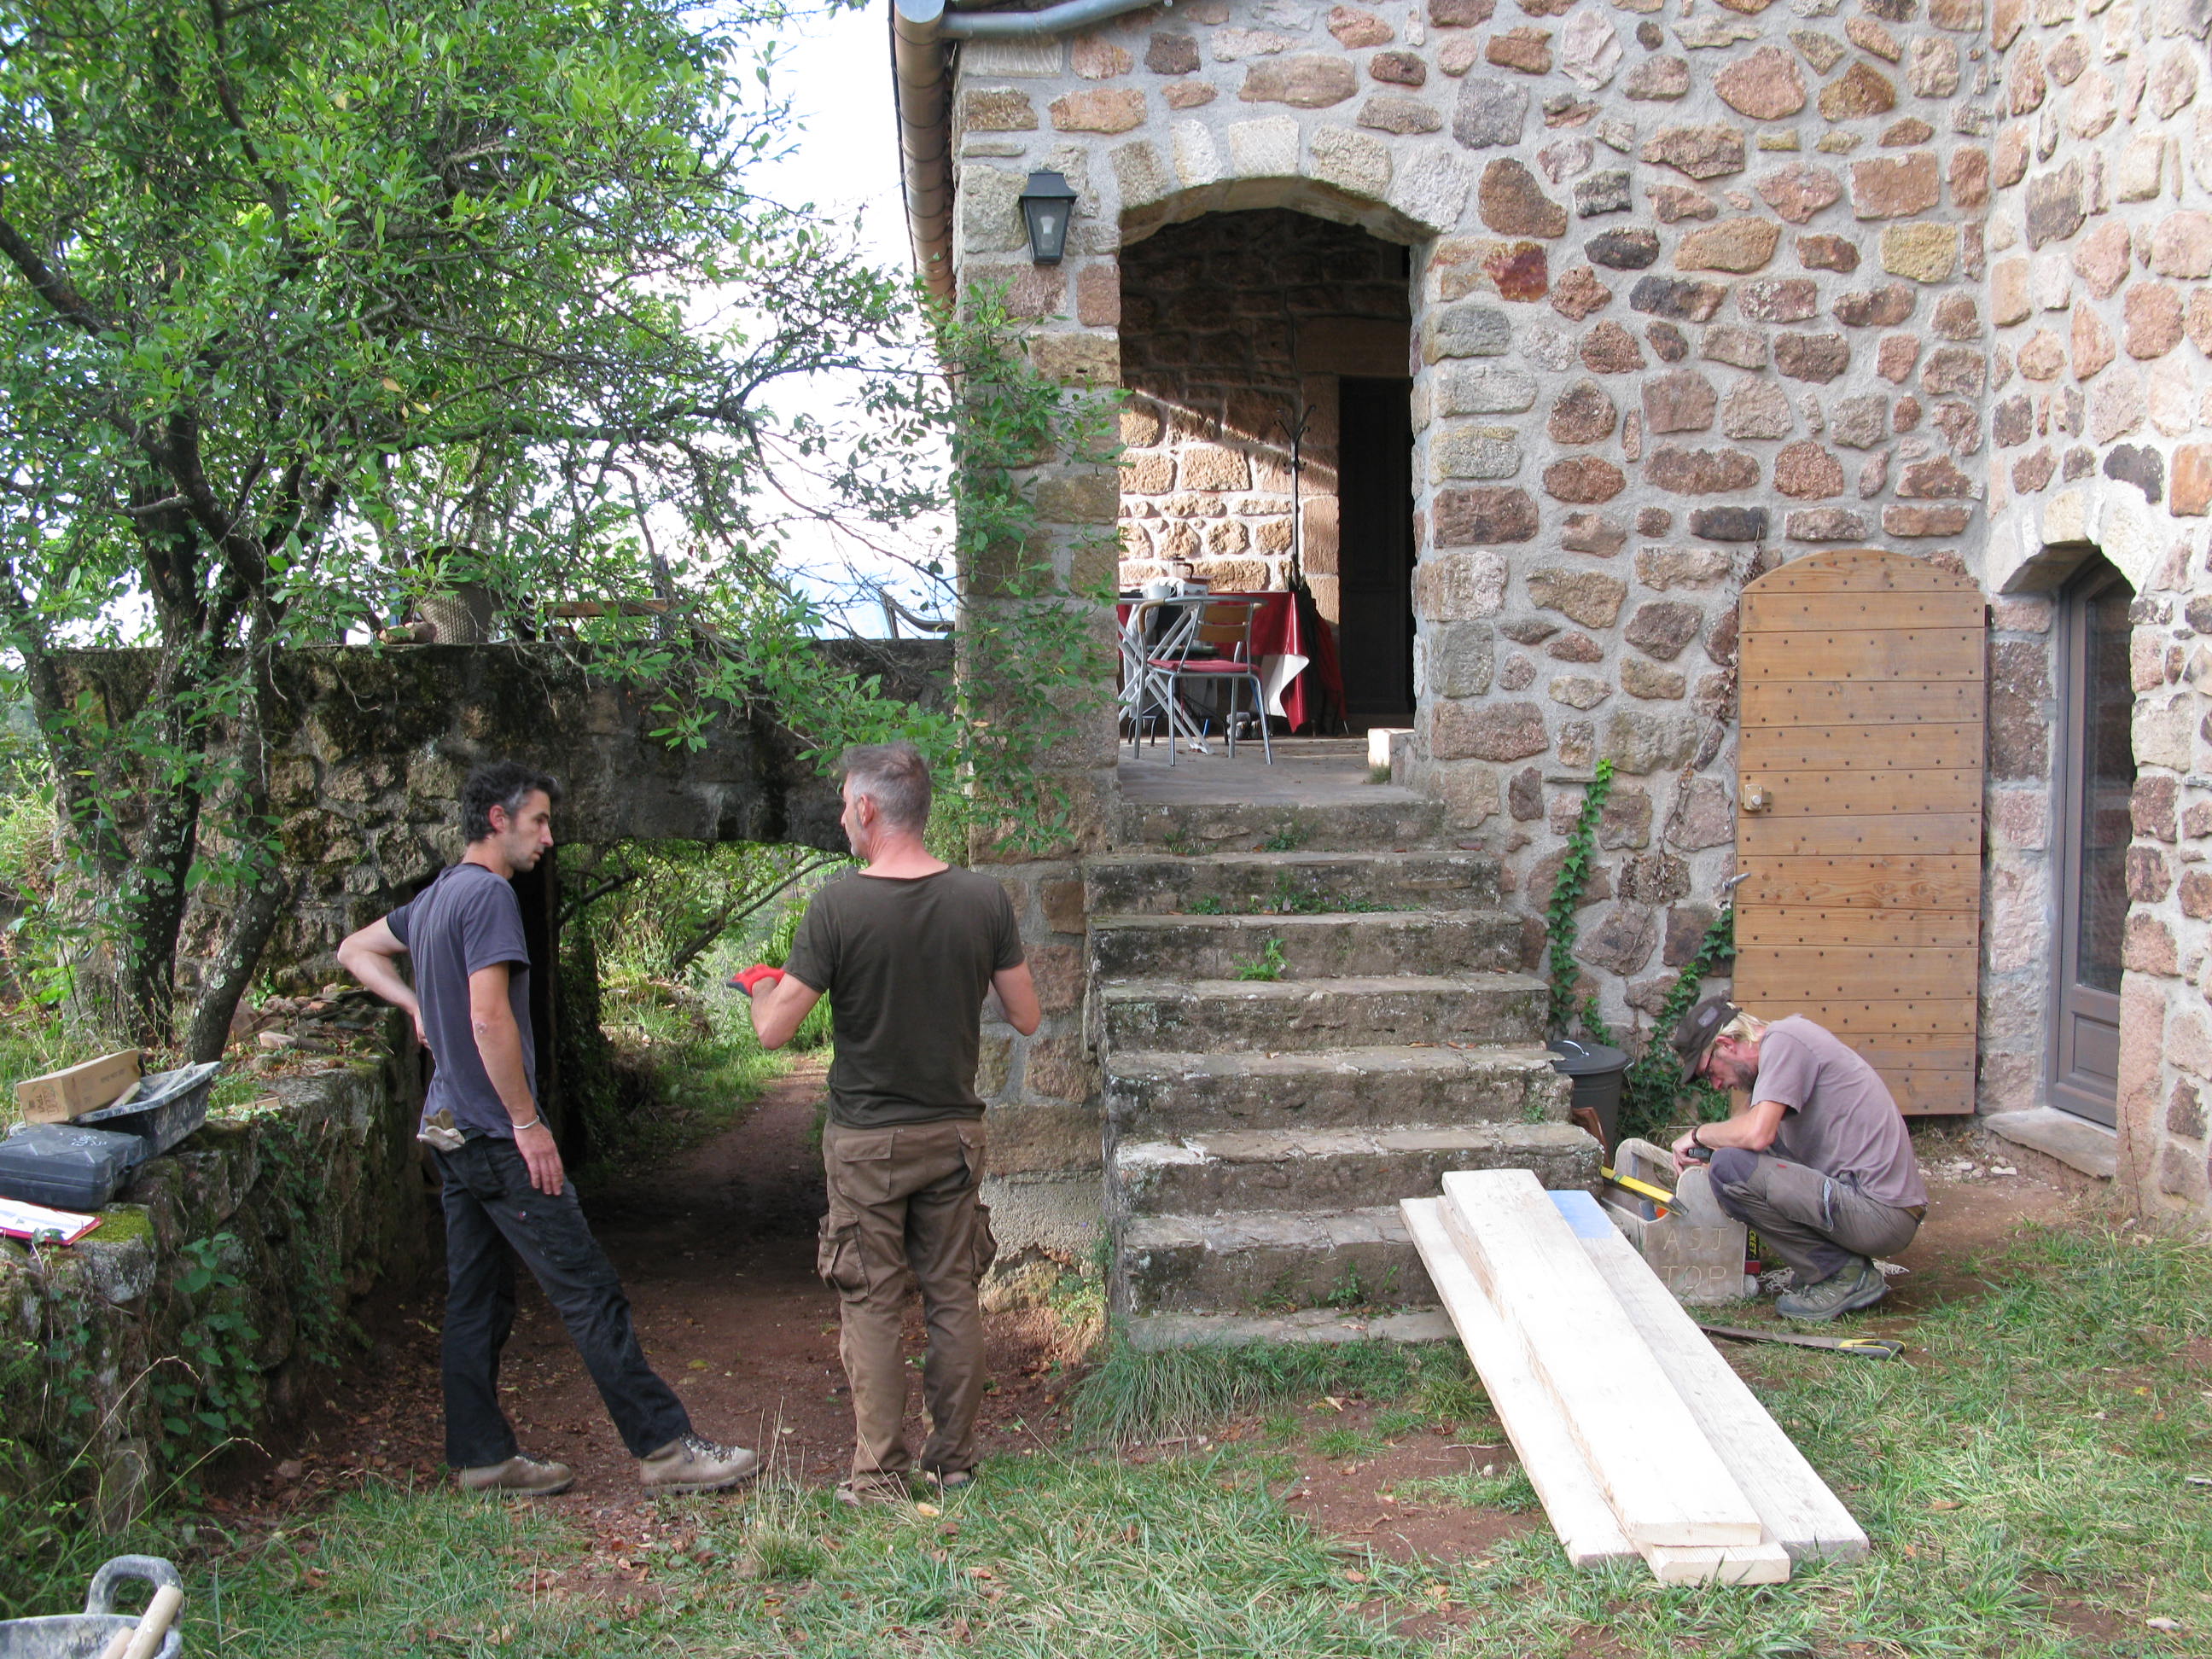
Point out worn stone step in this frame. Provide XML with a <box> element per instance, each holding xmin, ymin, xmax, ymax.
<box><xmin>1104</xmin><ymin>1043</ymin><xmax>1571</xmax><ymax>1137</ymax></box>
<box><xmin>1085</xmin><ymin>849</ymin><xmax>1503</xmax><ymax>916</ymax></box>
<box><xmin>1111</xmin><ymin>1121</ymin><xmax>1599</xmax><ymax>1217</ymax></box>
<box><xmin>1090</xmin><ymin>910</ymin><xmax>1522</xmax><ymax>981</ymax></box>
<box><xmin>1115</xmin><ymin>1204</ymin><xmax>1429</xmax><ymax>1318</ymax></box>
<box><xmin>1114</xmin><ymin>794</ymin><xmax>1444</xmax><ymax>854</ymax></box>
<box><xmin>1100</xmin><ymin>973</ymin><xmax>1549</xmax><ymax>1053</ymax></box>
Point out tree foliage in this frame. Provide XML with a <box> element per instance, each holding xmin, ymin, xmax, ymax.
<box><xmin>0</xmin><ymin>0</ymin><xmax>939</xmax><ymax>1051</ymax></box>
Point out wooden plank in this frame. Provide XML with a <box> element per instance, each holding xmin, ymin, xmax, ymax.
<box><xmin>1740</xmin><ymin>680</ymin><xmax>1984</xmax><ymax>725</ymax></box>
<box><xmin>1645</xmin><ymin>1543</ymin><xmax>1793</xmax><ymax>1586</ymax></box>
<box><xmin>1440</xmin><ymin>1169</ymin><xmax>1762</xmax><ymax>1549</ymax></box>
<box><xmin>1399</xmin><ymin>1198</ymin><xmax>1638</xmax><ymax>1568</ymax></box>
<box><xmin>1577</xmin><ymin>1229</ymin><xmax>1869</xmax><ymax>1565</ymax></box>
<box><xmin>1735</xmin><ymin>908</ymin><xmax>1982</xmax><ymax>949</ymax></box>
<box><xmin>1743</xmin><ymin>589</ymin><xmax>1986</xmax><ymax>632</ymax></box>
<box><xmin>1732</xmin><ymin>948</ymin><xmax>1977</xmax><ymax>1002</ymax></box>
<box><xmin>1889</xmin><ymin>1073</ymin><xmax>1978</xmax><ymax>1115</ymax></box>
<box><xmin>1740</xmin><ymin>768</ymin><xmax>1982</xmax><ymax>818</ymax></box>
<box><xmin>1730</xmin><ymin>997</ymin><xmax>1979</xmax><ymax>1035</ymax></box>
<box><xmin>1737</xmin><ymin>856</ymin><xmax>1979</xmax><ymax>911</ymax></box>
<box><xmin>1740</xmin><ymin>813</ymin><xmax>1982</xmax><ymax>858</ymax></box>
<box><xmin>1740</xmin><ymin>721</ymin><xmax>1984</xmax><ymax>771</ymax></box>
<box><xmin>15</xmin><ymin>1051</ymin><xmax>142</xmax><ymax>1124</ymax></box>
<box><xmin>1742</xmin><ymin>629</ymin><xmax>1985</xmax><ymax>682</ymax></box>
<box><xmin>1749</xmin><ymin>550</ymin><xmax>1981</xmax><ymax>595</ymax></box>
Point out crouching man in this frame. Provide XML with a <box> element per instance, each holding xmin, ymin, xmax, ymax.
<box><xmin>1668</xmin><ymin>998</ymin><xmax>1928</xmax><ymax>1323</ymax></box>
<box><xmin>739</xmin><ymin>742</ymin><xmax>1039</xmax><ymax>1504</ymax></box>
<box><xmin>340</xmin><ymin>760</ymin><xmax>757</xmax><ymax>1498</ymax></box>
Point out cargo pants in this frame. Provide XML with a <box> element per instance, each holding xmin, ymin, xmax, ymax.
<box><xmin>818</xmin><ymin>1120</ymin><xmax>995</xmax><ymax>1483</ymax></box>
<box><xmin>1706</xmin><ymin>1146</ymin><xmax>1924</xmax><ymax>1284</ymax></box>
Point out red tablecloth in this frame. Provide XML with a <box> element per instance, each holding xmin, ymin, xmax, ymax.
<box><xmin>1115</xmin><ymin>591</ymin><xmax>1343</xmax><ymax>732</ymax></box>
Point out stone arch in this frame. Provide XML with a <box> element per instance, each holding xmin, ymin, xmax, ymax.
<box><xmin>1990</xmin><ymin>487</ymin><xmax>2175</xmax><ymax>599</ymax></box>
<box><xmin>1117</xmin><ymin>164</ymin><xmax>1438</xmax><ymax>251</ymax></box>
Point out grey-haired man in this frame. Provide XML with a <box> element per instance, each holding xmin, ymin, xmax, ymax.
<box><xmin>1668</xmin><ymin>998</ymin><xmax>1927</xmax><ymax>1322</ymax></box>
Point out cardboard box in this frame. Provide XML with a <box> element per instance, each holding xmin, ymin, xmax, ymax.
<box><xmin>15</xmin><ymin>1051</ymin><xmax>142</xmax><ymax>1124</ymax></box>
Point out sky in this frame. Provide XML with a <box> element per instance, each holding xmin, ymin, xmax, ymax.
<box><xmin>737</xmin><ymin>0</ymin><xmax>948</xmax><ymax>637</ymax></box>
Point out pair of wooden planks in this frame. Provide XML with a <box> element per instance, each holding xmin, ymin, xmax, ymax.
<box><xmin>1403</xmin><ymin>1168</ymin><xmax>1867</xmax><ymax>1585</ymax></box>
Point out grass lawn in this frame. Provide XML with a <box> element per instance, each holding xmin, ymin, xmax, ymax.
<box><xmin>82</xmin><ymin>1218</ymin><xmax>2203</xmax><ymax>1657</ymax></box>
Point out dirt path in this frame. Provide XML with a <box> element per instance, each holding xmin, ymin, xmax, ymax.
<box><xmin>229</xmin><ymin>1061</ymin><xmax>1073</xmax><ymax>1519</ymax></box>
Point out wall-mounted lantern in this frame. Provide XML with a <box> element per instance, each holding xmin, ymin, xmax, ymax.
<box><xmin>1018</xmin><ymin>171</ymin><xmax>1079</xmax><ymax>265</ymax></box>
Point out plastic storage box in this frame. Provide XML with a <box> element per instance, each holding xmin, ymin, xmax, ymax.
<box><xmin>1598</xmin><ymin>1135</ymin><xmax>1755</xmax><ymax>1305</ymax></box>
<box><xmin>0</xmin><ymin>1121</ymin><xmax>148</xmax><ymax>1212</ymax></box>
<box><xmin>76</xmin><ymin>1061</ymin><xmax>220</xmax><ymax>1156</ymax></box>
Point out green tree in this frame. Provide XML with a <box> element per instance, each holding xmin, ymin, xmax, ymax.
<box><xmin>0</xmin><ymin>0</ymin><xmax>928</xmax><ymax>1052</ymax></box>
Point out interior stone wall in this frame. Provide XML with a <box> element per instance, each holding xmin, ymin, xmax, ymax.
<box><xmin>1115</xmin><ymin>207</ymin><xmax>1413</xmax><ymax>623</ymax></box>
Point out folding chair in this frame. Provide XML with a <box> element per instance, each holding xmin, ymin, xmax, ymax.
<box><xmin>1146</xmin><ymin>597</ymin><xmax>1274</xmax><ymax>765</ymax></box>
<box><xmin>1117</xmin><ymin>597</ymin><xmax>1204</xmax><ymax>756</ymax></box>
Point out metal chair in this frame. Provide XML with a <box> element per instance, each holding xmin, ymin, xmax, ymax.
<box><xmin>1116</xmin><ymin>597</ymin><xmax>1204</xmax><ymax>755</ymax></box>
<box><xmin>1145</xmin><ymin>597</ymin><xmax>1274</xmax><ymax>765</ymax></box>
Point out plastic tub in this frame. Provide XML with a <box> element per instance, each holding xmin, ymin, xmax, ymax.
<box><xmin>1545</xmin><ymin>1038</ymin><xmax>1629</xmax><ymax>1149</ymax></box>
<box><xmin>0</xmin><ymin>1555</ymin><xmax>183</xmax><ymax>1659</ymax></box>
<box><xmin>0</xmin><ymin>1122</ymin><xmax>148</xmax><ymax>1212</ymax></box>
<box><xmin>77</xmin><ymin>1061</ymin><xmax>220</xmax><ymax>1157</ymax></box>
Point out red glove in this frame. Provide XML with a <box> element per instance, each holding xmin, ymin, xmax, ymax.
<box><xmin>729</xmin><ymin>963</ymin><xmax>785</xmax><ymax>998</ymax></box>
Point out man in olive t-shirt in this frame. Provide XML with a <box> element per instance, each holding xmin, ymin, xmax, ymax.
<box><xmin>1669</xmin><ymin>998</ymin><xmax>1928</xmax><ymax>1322</ymax></box>
<box><xmin>744</xmin><ymin>742</ymin><xmax>1039</xmax><ymax>1502</ymax></box>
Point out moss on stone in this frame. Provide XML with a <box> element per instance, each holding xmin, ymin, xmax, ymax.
<box><xmin>91</xmin><ymin>1206</ymin><xmax>154</xmax><ymax>1244</ymax></box>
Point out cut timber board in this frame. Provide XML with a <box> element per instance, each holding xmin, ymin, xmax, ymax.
<box><xmin>1576</xmin><ymin>1226</ymin><xmax>1868</xmax><ymax>1563</ymax></box>
<box><xmin>1400</xmin><ymin>1198</ymin><xmax>1636</xmax><ymax>1568</ymax></box>
<box><xmin>1439</xmin><ymin>1169</ymin><xmax>1762</xmax><ymax>1549</ymax></box>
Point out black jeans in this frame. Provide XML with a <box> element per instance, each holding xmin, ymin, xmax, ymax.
<box><xmin>434</xmin><ymin>1137</ymin><xmax>690</xmax><ymax>1469</ymax></box>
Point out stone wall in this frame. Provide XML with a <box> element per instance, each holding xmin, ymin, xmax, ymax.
<box><xmin>1972</xmin><ymin>0</ymin><xmax>2212</xmax><ymax>1220</ymax></box>
<box><xmin>56</xmin><ymin>639</ymin><xmax>952</xmax><ymax>988</ymax></box>
<box><xmin>0</xmin><ymin>1041</ymin><xmax>428</xmax><ymax>1519</ymax></box>
<box><xmin>1116</xmin><ymin>207</ymin><xmax>1414</xmax><ymax>620</ymax></box>
<box><xmin>943</xmin><ymin>0</ymin><xmax>2212</xmax><ymax>1228</ymax></box>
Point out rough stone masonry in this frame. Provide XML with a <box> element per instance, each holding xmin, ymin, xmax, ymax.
<box><xmin>934</xmin><ymin>0</ymin><xmax>2212</xmax><ymax>1231</ymax></box>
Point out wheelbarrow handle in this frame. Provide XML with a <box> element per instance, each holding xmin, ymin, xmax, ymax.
<box><xmin>96</xmin><ymin>1585</ymin><xmax>183</xmax><ymax>1659</ymax></box>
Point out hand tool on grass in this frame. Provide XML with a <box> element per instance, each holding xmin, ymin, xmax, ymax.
<box><xmin>1697</xmin><ymin>1324</ymin><xmax>1903</xmax><ymax>1359</ymax></box>
<box><xmin>95</xmin><ymin>1582</ymin><xmax>183</xmax><ymax>1659</ymax></box>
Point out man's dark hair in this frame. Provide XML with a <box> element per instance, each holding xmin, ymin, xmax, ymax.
<box><xmin>462</xmin><ymin>761</ymin><xmax>562</xmax><ymax>843</ymax></box>
<box><xmin>841</xmin><ymin>742</ymin><xmax>931</xmax><ymax>834</ymax></box>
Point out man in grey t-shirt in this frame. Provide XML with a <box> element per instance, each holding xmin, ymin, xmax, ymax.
<box><xmin>1668</xmin><ymin>998</ymin><xmax>1928</xmax><ymax>1322</ymax></box>
<box><xmin>340</xmin><ymin>760</ymin><xmax>756</xmax><ymax>1498</ymax></box>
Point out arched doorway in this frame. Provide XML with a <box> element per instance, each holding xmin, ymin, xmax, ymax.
<box><xmin>2049</xmin><ymin>555</ymin><xmax>2136</xmax><ymax>1127</ymax></box>
<box><xmin>1115</xmin><ymin>207</ymin><xmax>1415</xmax><ymax>731</ymax></box>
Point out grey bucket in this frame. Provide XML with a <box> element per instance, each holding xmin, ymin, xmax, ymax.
<box><xmin>1546</xmin><ymin>1038</ymin><xmax>1629</xmax><ymax>1148</ymax></box>
<box><xmin>0</xmin><ymin>1557</ymin><xmax>183</xmax><ymax>1659</ymax></box>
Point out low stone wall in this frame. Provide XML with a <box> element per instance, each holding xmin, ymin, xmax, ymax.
<box><xmin>0</xmin><ymin>1029</ymin><xmax>428</xmax><ymax>1521</ymax></box>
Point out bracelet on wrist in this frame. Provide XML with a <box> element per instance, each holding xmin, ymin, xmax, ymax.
<box><xmin>1690</xmin><ymin>1125</ymin><xmax>1705</xmax><ymax>1150</ymax></box>
<box><xmin>512</xmin><ymin>1115</ymin><xmax>542</xmax><ymax>1132</ymax></box>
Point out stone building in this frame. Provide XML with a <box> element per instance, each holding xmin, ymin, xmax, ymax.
<box><xmin>880</xmin><ymin>0</ymin><xmax>2212</xmax><ymax>1256</ymax></box>
<box><xmin>884</xmin><ymin>0</ymin><xmax>2212</xmax><ymax>1247</ymax></box>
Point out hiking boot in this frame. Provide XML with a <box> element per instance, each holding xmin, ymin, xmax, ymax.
<box><xmin>921</xmin><ymin>1468</ymin><xmax>972</xmax><ymax>1493</ymax></box>
<box><xmin>639</xmin><ymin>1435</ymin><xmax>760</xmax><ymax>1494</ymax></box>
<box><xmin>457</xmin><ymin>1454</ymin><xmax>574</xmax><ymax>1498</ymax></box>
<box><xmin>1774</xmin><ymin>1258</ymin><xmax>1888</xmax><ymax>1323</ymax></box>
<box><xmin>835</xmin><ymin>1476</ymin><xmax>912</xmax><ymax>1506</ymax></box>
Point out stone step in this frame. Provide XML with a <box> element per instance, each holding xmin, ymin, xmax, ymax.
<box><xmin>1104</xmin><ymin>1043</ymin><xmax>1571</xmax><ymax>1137</ymax></box>
<box><xmin>1114</xmin><ymin>793</ymin><xmax>1444</xmax><ymax>854</ymax></box>
<box><xmin>1085</xmin><ymin>848</ymin><xmax>1503</xmax><ymax>916</ymax></box>
<box><xmin>1089</xmin><ymin>910</ymin><xmax>1522</xmax><ymax>981</ymax></box>
<box><xmin>1116</xmin><ymin>1204</ymin><xmax>1425</xmax><ymax>1318</ymax></box>
<box><xmin>1111</xmin><ymin>1121</ymin><xmax>1599</xmax><ymax>1217</ymax></box>
<box><xmin>1100</xmin><ymin>973</ymin><xmax>1549</xmax><ymax>1054</ymax></box>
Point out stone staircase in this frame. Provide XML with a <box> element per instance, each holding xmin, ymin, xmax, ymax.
<box><xmin>1090</xmin><ymin>789</ymin><xmax>1602</xmax><ymax>1346</ymax></box>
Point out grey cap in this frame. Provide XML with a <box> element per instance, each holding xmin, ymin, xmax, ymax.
<box><xmin>1670</xmin><ymin>995</ymin><xmax>1742</xmax><ymax>1084</ymax></box>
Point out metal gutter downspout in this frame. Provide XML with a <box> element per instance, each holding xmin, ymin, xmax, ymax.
<box><xmin>894</xmin><ymin>0</ymin><xmax>1167</xmax><ymax>307</ymax></box>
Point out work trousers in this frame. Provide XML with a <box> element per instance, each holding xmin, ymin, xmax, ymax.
<box><xmin>1707</xmin><ymin>1147</ymin><xmax>1924</xmax><ymax>1284</ymax></box>
<box><xmin>434</xmin><ymin>1137</ymin><xmax>691</xmax><ymax>1469</ymax></box>
<box><xmin>818</xmin><ymin>1120</ymin><xmax>995</xmax><ymax>1482</ymax></box>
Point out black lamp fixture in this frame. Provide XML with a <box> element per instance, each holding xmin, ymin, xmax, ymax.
<box><xmin>1018</xmin><ymin>171</ymin><xmax>1079</xmax><ymax>265</ymax></box>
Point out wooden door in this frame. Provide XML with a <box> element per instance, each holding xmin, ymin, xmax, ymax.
<box><xmin>1733</xmin><ymin>549</ymin><xmax>1985</xmax><ymax>1115</ymax></box>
